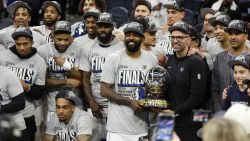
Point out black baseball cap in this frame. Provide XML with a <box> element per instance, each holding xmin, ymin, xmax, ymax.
<box><xmin>209</xmin><ymin>14</ymin><xmax>231</xmax><ymax>27</ymax></box>
<box><xmin>190</xmin><ymin>27</ymin><xmax>203</xmax><ymax>40</ymax></box>
<box><xmin>7</xmin><ymin>1</ymin><xmax>31</xmax><ymax>18</ymax></box>
<box><xmin>124</xmin><ymin>22</ymin><xmax>144</xmax><ymax>37</ymax></box>
<box><xmin>83</xmin><ymin>8</ymin><xmax>100</xmax><ymax>20</ymax></box>
<box><xmin>163</xmin><ymin>0</ymin><xmax>184</xmax><ymax>11</ymax></box>
<box><xmin>41</xmin><ymin>1</ymin><xmax>61</xmax><ymax>14</ymax></box>
<box><xmin>137</xmin><ymin>16</ymin><xmax>158</xmax><ymax>33</ymax></box>
<box><xmin>168</xmin><ymin>21</ymin><xmax>191</xmax><ymax>35</ymax></box>
<box><xmin>96</xmin><ymin>12</ymin><xmax>113</xmax><ymax>25</ymax></box>
<box><xmin>201</xmin><ymin>8</ymin><xmax>215</xmax><ymax>18</ymax></box>
<box><xmin>228</xmin><ymin>54</ymin><xmax>250</xmax><ymax>70</ymax></box>
<box><xmin>135</xmin><ymin>0</ymin><xmax>152</xmax><ymax>12</ymax></box>
<box><xmin>224</xmin><ymin>20</ymin><xmax>248</xmax><ymax>34</ymax></box>
<box><xmin>12</xmin><ymin>27</ymin><xmax>33</xmax><ymax>40</ymax></box>
<box><xmin>54</xmin><ymin>21</ymin><xmax>71</xmax><ymax>34</ymax></box>
<box><xmin>55</xmin><ymin>89</ymin><xmax>79</xmax><ymax>105</ymax></box>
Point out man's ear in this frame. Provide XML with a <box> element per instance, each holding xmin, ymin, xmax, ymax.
<box><xmin>69</xmin><ymin>36</ymin><xmax>74</xmax><ymax>43</ymax></box>
<box><xmin>57</xmin><ymin>15</ymin><xmax>61</xmax><ymax>21</ymax></box>
<box><xmin>180</xmin><ymin>10</ymin><xmax>185</xmax><ymax>19</ymax></box>
<box><xmin>72</xmin><ymin>105</ymin><xmax>75</xmax><ymax>112</ymax></box>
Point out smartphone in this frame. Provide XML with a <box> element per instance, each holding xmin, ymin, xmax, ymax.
<box><xmin>192</xmin><ymin>109</ymin><xmax>211</xmax><ymax>123</ymax></box>
<box><xmin>155</xmin><ymin>113</ymin><xmax>175</xmax><ymax>141</ymax></box>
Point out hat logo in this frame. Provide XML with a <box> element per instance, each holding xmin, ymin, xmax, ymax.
<box><xmin>56</xmin><ymin>21</ymin><xmax>70</xmax><ymax>30</ymax></box>
<box><xmin>223</xmin><ymin>18</ymin><xmax>228</xmax><ymax>23</ymax></box>
<box><xmin>127</xmin><ymin>22</ymin><xmax>142</xmax><ymax>30</ymax></box>
<box><xmin>238</xmin><ymin>24</ymin><xmax>243</xmax><ymax>29</ymax></box>
<box><xmin>167</xmin><ymin>0</ymin><xmax>177</xmax><ymax>5</ymax></box>
<box><xmin>99</xmin><ymin>13</ymin><xmax>111</xmax><ymax>22</ymax></box>
<box><xmin>147</xmin><ymin>17</ymin><xmax>154</xmax><ymax>29</ymax></box>
<box><xmin>235</xmin><ymin>55</ymin><xmax>248</xmax><ymax>64</ymax></box>
<box><xmin>15</xmin><ymin>27</ymin><xmax>27</xmax><ymax>32</ymax></box>
<box><xmin>67</xmin><ymin>91</ymin><xmax>75</xmax><ymax>98</ymax></box>
<box><xmin>174</xmin><ymin>21</ymin><xmax>188</xmax><ymax>29</ymax></box>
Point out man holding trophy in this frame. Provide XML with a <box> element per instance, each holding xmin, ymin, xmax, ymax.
<box><xmin>100</xmin><ymin>22</ymin><xmax>158</xmax><ymax>141</ymax></box>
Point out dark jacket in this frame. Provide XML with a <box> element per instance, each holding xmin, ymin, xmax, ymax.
<box><xmin>165</xmin><ymin>54</ymin><xmax>208</xmax><ymax>126</ymax></box>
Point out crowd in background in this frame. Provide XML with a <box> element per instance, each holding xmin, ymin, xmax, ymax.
<box><xmin>0</xmin><ymin>0</ymin><xmax>250</xmax><ymax>141</ymax></box>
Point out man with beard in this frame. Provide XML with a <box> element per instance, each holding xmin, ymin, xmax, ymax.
<box><xmin>200</xmin><ymin>8</ymin><xmax>215</xmax><ymax>48</ymax></box>
<box><xmin>100</xmin><ymin>22</ymin><xmax>157</xmax><ymax>141</ymax></box>
<box><xmin>211</xmin><ymin>20</ymin><xmax>250</xmax><ymax>112</ymax></box>
<box><xmin>115</xmin><ymin>0</ymin><xmax>152</xmax><ymax>40</ymax></box>
<box><xmin>118</xmin><ymin>0</ymin><xmax>151</xmax><ymax>28</ymax></box>
<box><xmin>37</xmin><ymin>21</ymin><xmax>82</xmax><ymax>129</ymax></box>
<box><xmin>31</xmin><ymin>1</ymin><xmax>61</xmax><ymax>43</ymax></box>
<box><xmin>0</xmin><ymin>1</ymin><xmax>46</xmax><ymax>50</ymax></box>
<box><xmin>43</xmin><ymin>89</ymin><xmax>93</xmax><ymax>141</ymax></box>
<box><xmin>0</xmin><ymin>27</ymin><xmax>47</xmax><ymax>141</ymax></box>
<box><xmin>79</xmin><ymin>12</ymin><xmax>124</xmax><ymax>141</ymax></box>
<box><xmin>156</xmin><ymin>0</ymin><xmax>185</xmax><ymax>56</ymax></box>
<box><xmin>162</xmin><ymin>21</ymin><xmax>208</xmax><ymax>141</ymax></box>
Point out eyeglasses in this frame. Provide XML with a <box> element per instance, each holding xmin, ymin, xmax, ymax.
<box><xmin>169</xmin><ymin>36</ymin><xmax>189</xmax><ymax>42</ymax></box>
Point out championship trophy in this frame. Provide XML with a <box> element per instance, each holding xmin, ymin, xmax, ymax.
<box><xmin>139</xmin><ymin>66</ymin><xmax>170</xmax><ymax>109</ymax></box>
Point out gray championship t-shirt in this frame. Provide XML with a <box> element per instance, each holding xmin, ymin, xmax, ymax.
<box><xmin>79</xmin><ymin>37</ymin><xmax>124</xmax><ymax>106</ymax></box>
<box><xmin>100</xmin><ymin>49</ymin><xmax>158</xmax><ymax>135</ymax></box>
<box><xmin>74</xmin><ymin>35</ymin><xmax>95</xmax><ymax>68</ymax></box>
<box><xmin>46</xmin><ymin>107</ymin><xmax>93</xmax><ymax>141</ymax></box>
<box><xmin>0</xmin><ymin>49</ymin><xmax>46</xmax><ymax>118</ymax></box>
<box><xmin>156</xmin><ymin>31</ymin><xmax>173</xmax><ymax>56</ymax></box>
<box><xmin>0</xmin><ymin>25</ymin><xmax>46</xmax><ymax>49</ymax></box>
<box><xmin>0</xmin><ymin>66</ymin><xmax>26</xmax><ymax>130</ymax></box>
<box><xmin>37</xmin><ymin>42</ymin><xmax>80</xmax><ymax>112</ymax></box>
<box><xmin>31</xmin><ymin>25</ymin><xmax>53</xmax><ymax>43</ymax></box>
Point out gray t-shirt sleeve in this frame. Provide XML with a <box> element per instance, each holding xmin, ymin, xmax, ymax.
<box><xmin>73</xmin><ymin>43</ymin><xmax>81</xmax><ymax>68</ymax></box>
<box><xmin>79</xmin><ymin>46</ymin><xmax>91</xmax><ymax>72</ymax></box>
<box><xmin>32</xmin><ymin>31</ymin><xmax>47</xmax><ymax>48</ymax></box>
<box><xmin>37</xmin><ymin>44</ymin><xmax>48</xmax><ymax>61</ymax></box>
<box><xmin>34</xmin><ymin>57</ymin><xmax>47</xmax><ymax>85</ymax></box>
<box><xmin>6</xmin><ymin>69</ymin><xmax>24</xmax><ymax>98</ymax></box>
<box><xmin>77</xmin><ymin>113</ymin><xmax>93</xmax><ymax>135</ymax></box>
<box><xmin>0</xmin><ymin>44</ymin><xmax>6</xmax><ymax>52</ymax></box>
<box><xmin>100</xmin><ymin>54</ymin><xmax>116</xmax><ymax>84</ymax></box>
<box><xmin>45</xmin><ymin>112</ymin><xmax>57</xmax><ymax>135</ymax></box>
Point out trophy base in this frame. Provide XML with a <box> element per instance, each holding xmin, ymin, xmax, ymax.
<box><xmin>139</xmin><ymin>99</ymin><xmax>168</xmax><ymax>109</ymax></box>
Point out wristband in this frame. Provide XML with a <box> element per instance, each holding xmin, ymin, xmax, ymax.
<box><xmin>63</xmin><ymin>59</ymin><xmax>72</xmax><ymax>70</ymax></box>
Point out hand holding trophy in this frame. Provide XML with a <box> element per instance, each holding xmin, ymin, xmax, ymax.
<box><xmin>139</xmin><ymin>66</ymin><xmax>170</xmax><ymax>109</ymax></box>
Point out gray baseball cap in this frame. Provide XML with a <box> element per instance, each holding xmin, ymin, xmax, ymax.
<box><xmin>54</xmin><ymin>21</ymin><xmax>71</xmax><ymax>34</ymax></box>
<box><xmin>96</xmin><ymin>12</ymin><xmax>113</xmax><ymax>25</ymax></box>
<box><xmin>83</xmin><ymin>8</ymin><xmax>100</xmax><ymax>20</ymax></box>
<box><xmin>55</xmin><ymin>89</ymin><xmax>79</xmax><ymax>105</ymax></box>
<box><xmin>124</xmin><ymin>22</ymin><xmax>144</xmax><ymax>37</ymax></box>
<box><xmin>168</xmin><ymin>21</ymin><xmax>191</xmax><ymax>35</ymax></box>
<box><xmin>42</xmin><ymin>1</ymin><xmax>61</xmax><ymax>14</ymax></box>
<box><xmin>12</xmin><ymin>26</ymin><xmax>33</xmax><ymax>40</ymax></box>
<box><xmin>228</xmin><ymin>54</ymin><xmax>250</xmax><ymax>70</ymax></box>
<box><xmin>7</xmin><ymin>1</ymin><xmax>31</xmax><ymax>18</ymax></box>
<box><xmin>137</xmin><ymin>16</ymin><xmax>158</xmax><ymax>33</ymax></box>
<box><xmin>209</xmin><ymin>14</ymin><xmax>231</xmax><ymax>27</ymax></box>
<box><xmin>224</xmin><ymin>20</ymin><xmax>248</xmax><ymax>33</ymax></box>
<box><xmin>163</xmin><ymin>0</ymin><xmax>184</xmax><ymax>11</ymax></box>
